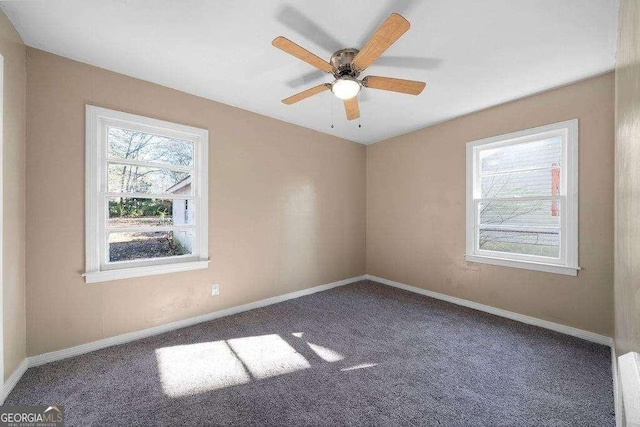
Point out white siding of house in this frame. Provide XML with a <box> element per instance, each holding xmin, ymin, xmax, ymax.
<box><xmin>171</xmin><ymin>183</ymin><xmax>194</xmax><ymax>252</ymax></box>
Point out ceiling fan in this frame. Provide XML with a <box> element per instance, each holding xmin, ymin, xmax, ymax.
<box><xmin>272</xmin><ymin>13</ymin><xmax>426</xmax><ymax>121</ymax></box>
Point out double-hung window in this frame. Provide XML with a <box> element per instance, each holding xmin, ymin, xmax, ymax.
<box><xmin>465</xmin><ymin>119</ymin><xmax>579</xmax><ymax>276</ymax></box>
<box><xmin>85</xmin><ymin>106</ymin><xmax>209</xmax><ymax>283</ymax></box>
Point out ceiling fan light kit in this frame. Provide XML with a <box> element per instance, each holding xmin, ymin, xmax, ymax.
<box><xmin>331</xmin><ymin>77</ymin><xmax>361</xmax><ymax>100</ymax></box>
<box><xmin>272</xmin><ymin>12</ymin><xmax>426</xmax><ymax>121</ymax></box>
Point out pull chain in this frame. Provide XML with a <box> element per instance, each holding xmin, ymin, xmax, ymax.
<box><xmin>330</xmin><ymin>95</ymin><xmax>335</xmax><ymax>129</ymax></box>
<box><xmin>329</xmin><ymin>94</ymin><xmax>363</xmax><ymax>128</ymax></box>
<box><xmin>358</xmin><ymin>93</ymin><xmax>362</xmax><ymax>128</ymax></box>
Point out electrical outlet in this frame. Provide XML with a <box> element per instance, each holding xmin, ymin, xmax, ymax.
<box><xmin>211</xmin><ymin>283</ymin><xmax>220</xmax><ymax>296</ymax></box>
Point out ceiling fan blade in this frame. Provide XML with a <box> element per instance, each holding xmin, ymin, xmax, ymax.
<box><xmin>344</xmin><ymin>97</ymin><xmax>360</xmax><ymax>121</ymax></box>
<box><xmin>362</xmin><ymin>76</ymin><xmax>425</xmax><ymax>95</ymax></box>
<box><xmin>272</xmin><ymin>36</ymin><xmax>334</xmax><ymax>73</ymax></box>
<box><xmin>352</xmin><ymin>13</ymin><xmax>410</xmax><ymax>72</ymax></box>
<box><xmin>282</xmin><ymin>84</ymin><xmax>331</xmax><ymax>105</ymax></box>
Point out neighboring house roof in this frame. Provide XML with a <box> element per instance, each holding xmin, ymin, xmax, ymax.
<box><xmin>166</xmin><ymin>175</ymin><xmax>191</xmax><ymax>193</ymax></box>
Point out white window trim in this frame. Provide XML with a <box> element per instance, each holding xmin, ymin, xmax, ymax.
<box><xmin>84</xmin><ymin>105</ymin><xmax>209</xmax><ymax>283</ymax></box>
<box><xmin>465</xmin><ymin>119</ymin><xmax>579</xmax><ymax>276</ymax></box>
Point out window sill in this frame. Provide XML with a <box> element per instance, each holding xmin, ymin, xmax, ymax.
<box><xmin>83</xmin><ymin>259</ymin><xmax>210</xmax><ymax>283</ymax></box>
<box><xmin>464</xmin><ymin>254</ymin><xmax>580</xmax><ymax>276</ymax></box>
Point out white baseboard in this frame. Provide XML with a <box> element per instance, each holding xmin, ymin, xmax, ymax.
<box><xmin>1</xmin><ymin>275</ymin><xmax>365</xmax><ymax>402</ymax></box>
<box><xmin>2</xmin><ymin>358</ymin><xmax>28</xmax><ymax>404</ymax></box>
<box><xmin>365</xmin><ymin>274</ymin><xmax>613</xmax><ymax>346</ymax></box>
<box><xmin>28</xmin><ymin>275</ymin><xmax>366</xmax><ymax>368</ymax></box>
<box><xmin>5</xmin><ymin>273</ymin><xmax>614</xmax><ymax>406</ymax></box>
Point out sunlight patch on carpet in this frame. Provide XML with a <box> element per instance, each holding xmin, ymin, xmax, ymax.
<box><xmin>227</xmin><ymin>334</ymin><xmax>310</xmax><ymax>380</ymax></box>
<box><xmin>306</xmin><ymin>342</ymin><xmax>344</xmax><ymax>362</ymax></box>
<box><xmin>341</xmin><ymin>363</ymin><xmax>377</xmax><ymax>371</ymax></box>
<box><xmin>156</xmin><ymin>334</ymin><xmax>311</xmax><ymax>397</ymax></box>
<box><xmin>155</xmin><ymin>341</ymin><xmax>251</xmax><ymax>397</ymax></box>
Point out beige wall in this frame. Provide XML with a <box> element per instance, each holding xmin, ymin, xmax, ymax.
<box><xmin>367</xmin><ymin>73</ymin><xmax>615</xmax><ymax>336</ymax></box>
<box><xmin>0</xmin><ymin>12</ymin><xmax>26</xmax><ymax>380</ymax></box>
<box><xmin>614</xmin><ymin>0</ymin><xmax>640</xmax><ymax>355</ymax></box>
<box><xmin>25</xmin><ymin>48</ymin><xmax>366</xmax><ymax>356</ymax></box>
<box><xmin>18</xmin><ymin>37</ymin><xmax>619</xmax><ymax>356</ymax></box>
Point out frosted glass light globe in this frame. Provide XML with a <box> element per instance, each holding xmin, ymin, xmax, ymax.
<box><xmin>331</xmin><ymin>78</ymin><xmax>361</xmax><ymax>100</ymax></box>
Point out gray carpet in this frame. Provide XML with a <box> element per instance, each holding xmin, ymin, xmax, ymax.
<box><xmin>6</xmin><ymin>280</ymin><xmax>614</xmax><ymax>426</ymax></box>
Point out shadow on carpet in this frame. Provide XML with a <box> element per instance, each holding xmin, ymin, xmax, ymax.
<box><xmin>5</xmin><ymin>281</ymin><xmax>614</xmax><ymax>426</ymax></box>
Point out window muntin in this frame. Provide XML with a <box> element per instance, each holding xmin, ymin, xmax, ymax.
<box><xmin>85</xmin><ymin>106</ymin><xmax>208</xmax><ymax>283</ymax></box>
<box><xmin>466</xmin><ymin>120</ymin><xmax>578</xmax><ymax>275</ymax></box>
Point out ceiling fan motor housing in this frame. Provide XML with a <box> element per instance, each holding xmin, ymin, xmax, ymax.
<box><xmin>330</xmin><ymin>48</ymin><xmax>361</xmax><ymax>78</ymax></box>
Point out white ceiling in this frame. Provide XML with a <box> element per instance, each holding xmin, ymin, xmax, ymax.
<box><xmin>1</xmin><ymin>0</ymin><xmax>619</xmax><ymax>144</ymax></box>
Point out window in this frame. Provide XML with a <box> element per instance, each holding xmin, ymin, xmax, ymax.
<box><xmin>465</xmin><ymin>119</ymin><xmax>579</xmax><ymax>276</ymax></box>
<box><xmin>84</xmin><ymin>106</ymin><xmax>209</xmax><ymax>283</ymax></box>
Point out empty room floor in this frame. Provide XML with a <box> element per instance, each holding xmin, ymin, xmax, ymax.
<box><xmin>6</xmin><ymin>281</ymin><xmax>614</xmax><ymax>426</ymax></box>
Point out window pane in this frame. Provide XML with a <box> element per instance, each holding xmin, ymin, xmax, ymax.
<box><xmin>479</xmin><ymin>228</ymin><xmax>560</xmax><ymax>258</ymax></box>
<box><xmin>107</xmin><ymin>126</ymin><xmax>193</xmax><ymax>167</ymax></box>
<box><xmin>479</xmin><ymin>200</ymin><xmax>560</xmax><ymax>228</ymax></box>
<box><xmin>480</xmin><ymin>137</ymin><xmax>562</xmax><ymax>175</ymax></box>
<box><xmin>108</xmin><ymin>164</ymin><xmax>190</xmax><ymax>195</ymax></box>
<box><xmin>108</xmin><ymin>198</ymin><xmax>195</xmax><ymax>228</ymax></box>
<box><xmin>481</xmin><ymin>167</ymin><xmax>560</xmax><ymax>198</ymax></box>
<box><xmin>109</xmin><ymin>230</ymin><xmax>194</xmax><ymax>263</ymax></box>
